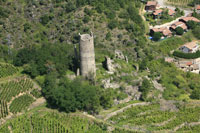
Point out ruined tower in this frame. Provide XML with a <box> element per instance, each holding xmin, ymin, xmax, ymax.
<box><xmin>79</xmin><ymin>32</ymin><xmax>96</xmax><ymax>78</ymax></box>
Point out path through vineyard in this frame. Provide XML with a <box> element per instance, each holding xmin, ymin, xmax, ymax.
<box><xmin>103</xmin><ymin>102</ymin><xmax>150</xmax><ymax>120</ymax></box>
<box><xmin>28</xmin><ymin>97</ymin><xmax>46</xmax><ymax>110</ymax></box>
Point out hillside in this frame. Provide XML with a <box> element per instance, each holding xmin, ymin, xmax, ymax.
<box><xmin>1</xmin><ymin>0</ymin><xmax>200</xmax><ymax>132</ymax></box>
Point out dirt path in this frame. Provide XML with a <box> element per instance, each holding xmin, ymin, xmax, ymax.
<box><xmin>150</xmin><ymin>16</ymin><xmax>184</xmax><ymax>29</ymax></box>
<box><xmin>28</xmin><ymin>97</ymin><xmax>46</xmax><ymax>110</ymax></box>
<box><xmin>173</xmin><ymin>121</ymin><xmax>200</xmax><ymax>131</ymax></box>
<box><xmin>154</xmin><ymin>116</ymin><xmax>176</xmax><ymax>126</ymax></box>
<box><xmin>104</xmin><ymin>102</ymin><xmax>150</xmax><ymax>121</ymax></box>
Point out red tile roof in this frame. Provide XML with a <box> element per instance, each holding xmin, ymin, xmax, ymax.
<box><xmin>186</xmin><ymin>62</ymin><xmax>193</xmax><ymax>66</ymax></box>
<box><xmin>180</xmin><ymin>17</ymin><xmax>200</xmax><ymax>23</ymax></box>
<box><xmin>152</xmin><ymin>27</ymin><xmax>172</xmax><ymax>36</ymax></box>
<box><xmin>146</xmin><ymin>1</ymin><xmax>157</xmax><ymax>6</ymax></box>
<box><xmin>196</xmin><ymin>5</ymin><xmax>200</xmax><ymax>10</ymax></box>
<box><xmin>153</xmin><ymin>9</ymin><xmax>163</xmax><ymax>15</ymax></box>
<box><xmin>168</xmin><ymin>9</ymin><xmax>175</xmax><ymax>16</ymax></box>
<box><xmin>182</xmin><ymin>41</ymin><xmax>198</xmax><ymax>50</ymax></box>
<box><xmin>171</xmin><ymin>21</ymin><xmax>187</xmax><ymax>30</ymax></box>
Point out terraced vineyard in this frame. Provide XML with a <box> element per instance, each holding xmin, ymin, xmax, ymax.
<box><xmin>0</xmin><ymin>63</ymin><xmax>19</xmax><ymax>78</ymax></box>
<box><xmin>9</xmin><ymin>94</ymin><xmax>35</xmax><ymax>114</ymax></box>
<box><xmin>108</xmin><ymin>102</ymin><xmax>200</xmax><ymax>132</ymax></box>
<box><xmin>0</xmin><ymin>109</ymin><xmax>124</xmax><ymax>133</ymax></box>
<box><xmin>0</xmin><ymin>77</ymin><xmax>34</xmax><ymax>102</ymax></box>
<box><xmin>0</xmin><ymin>100</ymin><xmax>8</xmax><ymax>119</ymax></box>
<box><xmin>0</xmin><ymin>65</ymin><xmax>41</xmax><ymax>119</ymax></box>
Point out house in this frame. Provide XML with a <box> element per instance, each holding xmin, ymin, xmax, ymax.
<box><xmin>196</xmin><ymin>5</ymin><xmax>200</xmax><ymax>14</ymax></box>
<box><xmin>179</xmin><ymin>41</ymin><xmax>199</xmax><ymax>53</ymax></box>
<box><xmin>153</xmin><ymin>9</ymin><xmax>163</xmax><ymax>18</ymax></box>
<box><xmin>152</xmin><ymin>8</ymin><xmax>175</xmax><ymax>19</ymax></box>
<box><xmin>179</xmin><ymin>17</ymin><xmax>200</xmax><ymax>23</ymax></box>
<box><xmin>151</xmin><ymin>27</ymin><xmax>172</xmax><ymax>37</ymax></box>
<box><xmin>165</xmin><ymin>57</ymin><xmax>174</xmax><ymax>63</ymax></box>
<box><xmin>170</xmin><ymin>21</ymin><xmax>188</xmax><ymax>31</ymax></box>
<box><xmin>168</xmin><ymin>9</ymin><xmax>176</xmax><ymax>16</ymax></box>
<box><xmin>145</xmin><ymin>1</ymin><xmax>157</xmax><ymax>11</ymax></box>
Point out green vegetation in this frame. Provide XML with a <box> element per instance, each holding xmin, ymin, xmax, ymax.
<box><xmin>147</xmin><ymin>59</ymin><xmax>200</xmax><ymax>100</ymax></box>
<box><xmin>109</xmin><ymin>102</ymin><xmax>200</xmax><ymax>131</ymax></box>
<box><xmin>0</xmin><ymin>0</ymin><xmax>200</xmax><ymax>132</ymax></box>
<box><xmin>9</xmin><ymin>94</ymin><xmax>35</xmax><ymax>114</ymax></box>
<box><xmin>43</xmin><ymin>73</ymin><xmax>103</xmax><ymax>114</ymax></box>
<box><xmin>0</xmin><ymin>100</ymin><xmax>8</xmax><ymax>119</ymax></box>
<box><xmin>151</xmin><ymin>107</ymin><xmax>200</xmax><ymax>131</ymax></box>
<box><xmin>173</xmin><ymin>50</ymin><xmax>200</xmax><ymax>59</ymax></box>
<box><xmin>30</xmin><ymin>89</ymin><xmax>42</xmax><ymax>98</ymax></box>
<box><xmin>153</xmin><ymin>32</ymin><xmax>162</xmax><ymax>41</ymax></box>
<box><xmin>14</xmin><ymin>43</ymin><xmax>74</xmax><ymax>78</ymax></box>
<box><xmin>139</xmin><ymin>78</ymin><xmax>155</xmax><ymax>101</ymax></box>
<box><xmin>0</xmin><ymin>107</ymin><xmax>132</xmax><ymax>133</ymax></box>
<box><xmin>0</xmin><ymin>63</ymin><xmax>19</xmax><ymax>78</ymax></box>
<box><xmin>192</xmin><ymin>26</ymin><xmax>200</xmax><ymax>39</ymax></box>
<box><xmin>175</xmin><ymin>27</ymin><xmax>184</xmax><ymax>35</ymax></box>
<box><xmin>0</xmin><ymin>77</ymin><xmax>34</xmax><ymax>102</ymax></box>
<box><xmin>178</xmin><ymin>124</ymin><xmax>200</xmax><ymax>132</ymax></box>
<box><xmin>167</xmin><ymin>0</ymin><xmax>194</xmax><ymax>7</ymax></box>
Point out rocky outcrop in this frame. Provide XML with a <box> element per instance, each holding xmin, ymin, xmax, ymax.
<box><xmin>102</xmin><ymin>78</ymin><xmax>120</xmax><ymax>89</ymax></box>
<box><xmin>124</xmin><ymin>85</ymin><xmax>141</xmax><ymax>100</ymax></box>
<box><xmin>115</xmin><ymin>50</ymin><xmax>125</xmax><ymax>60</ymax></box>
<box><xmin>105</xmin><ymin>56</ymin><xmax>115</xmax><ymax>72</ymax></box>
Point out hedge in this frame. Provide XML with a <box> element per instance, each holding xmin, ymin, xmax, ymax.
<box><xmin>173</xmin><ymin>50</ymin><xmax>200</xmax><ymax>59</ymax></box>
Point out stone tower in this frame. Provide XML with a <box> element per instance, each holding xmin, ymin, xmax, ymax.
<box><xmin>79</xmin><ymin>32</ymin><xmax>96</xmax><ymax>78</ymax></box>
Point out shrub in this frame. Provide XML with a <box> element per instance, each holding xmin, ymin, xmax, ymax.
<box><xmin>175</xmin><ymin>27</ymin><xmax>184</xmax><ymax>35</ymax></box>
<box><xmin>190</xmin><ymin>89</ymin><xmax>200</xmax><ymax>99</ymax></box>
<box><xmin>192</xmin><ymin>26</ymin><xmax>200</xmax><ymax>39</ymax></box>
<box><xmin>153</xmin><ymin>32</ymin><xmax>162</xmax><ymax>41</ymax></box>
<box><xmin>173</xmin><ymin>50</ymin><xmax>200</xmax><ymax>59</ymax></box>
<box><xmin>40</xmin><ymin>15</ymin><xmax>50</xmax><ymax>25</ymax></box>
<box><xmin>108</xmin><ymin>20</ymin><xmax>118</xmax><ymax>29</ymax></box>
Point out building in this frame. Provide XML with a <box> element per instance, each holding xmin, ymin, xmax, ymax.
<box><xmin>145</xmin><ymin>1</ymin><xmax>157</xmax><ymax>11</ymax></box>
<box><xmin>179</xmin><ymin>17</ymin><xmax>200</xmax><ymax>23</ymax></box>
<box><xmin>179</xmin><ymin>41</ymin><xmax>199</xmax><ymax>53</ymax></box>
<box><xmin>196</xmin><ymin>5</ymin><xmax>200</xmax><ymax>14</ymax></box>
<box><xmin>153</xmin><ymin>9</ymin><xmax>163</xmax><ymax>18</ymax></box>
<box><xmin>168</xmin><ymin>9</ymin><xmax>176</xmax><ymax>16</ymax></box>
<box><xmin>170</xmin><ymin>21</ymin><xmax>188</xmax><ymax>31</ymax></box>
<box><xmin>151</xmin><ymin>27</ymin><xmax>172</xmax><ymax>37</ymax></box>
<box><xmin>153</xmin><ymin>8</ymin><xmax>175</xmax><ymax>19</ymax></box>
<box><xmin>79</xmin><ymin>32</ymin><xmax>96</xmax><ymax>78</ymax></box>
<box><xmin>165</xmin><ymin>57</ymin><xmax>174</xmax><ymax>63</ymax></box>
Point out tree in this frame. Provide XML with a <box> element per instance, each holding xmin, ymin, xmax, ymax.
<box><xmin>175</xmin><ymin>27</ymin><xmax>184</xmax><ymax>35</ymax></box>
<box><xmin>83</xmin><ymin>15</ymin><xmax>90</xmax><ymax>23</ymax></box>
<box><xmin>186</xmin><ymin>20</ymin><xmax>197</xmax><ymax>29</ymax></box>
<box><xmin>105</xmin><ymin>32</ymin><xmax>112</xmax><ymax>40</ymax></box>
<box><xmin>153</xmin><ymin>32</ymin><xmax>162</xmax><ymax>41</ymax></box>
<box><xmin>108</xmin><ymin>20</ymin><xmax>118</xmax><ymax>29</ymax></box>
<box><xmin>43</xmin><ymin>76</ymin><xmax>101</xmax><ymax>114</ymax></box>
<box><xmin>190</xmin><ymin>89</ymin><xmax>200</xmax><ymax>100</ymax></box>
<box><xmin>139</xmin><ymin>78</ymin><xmax>152</xmax><ymax>101</ymax></box>
<box><xmin>193</xmin><ymin>26</ymin><xmax>200</xmax><ymax>39</ymax></box>
<box><xmin>40</xmin><ymin>15</ymin><xmax>50</xmax><ymax>25</ymax></box>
